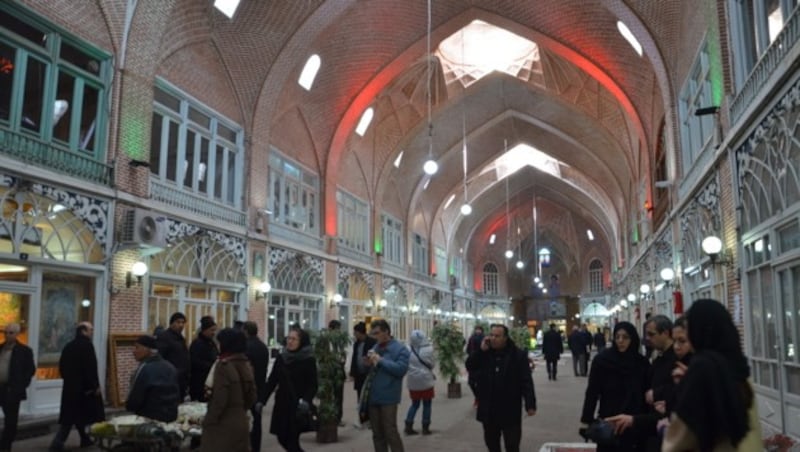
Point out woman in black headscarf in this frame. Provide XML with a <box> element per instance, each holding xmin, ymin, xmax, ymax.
<box><xmin>663</xmin><ymin>299</ymin><xmax>761</xmax><ymax>451</ymax></box>
<box><xmin>264</xmin><ymin>327</ymin><xmax>318</xmax><ymax>451</ymax></box>
<box><xmin>580</xmin><ymin>321</ymin><xmax>650</xmax><ymax>452</ymax></box>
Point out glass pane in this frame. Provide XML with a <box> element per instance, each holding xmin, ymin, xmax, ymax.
<box><xmin>214</xmin><ymin>145</ymin><xmax>224</xmax><ymax>200</ymax></box>
<box><xmin>779</xmin><ymin>221</ymin><xmax>800</xmax><ymax>253</ymax></box>
<box><xmin>787</xmin><ymin>365</ymin><xmax>800</xmax><ymax>396</ymax></box>
<box><xmin>0</xmin><ymin>263</ymin><xmax>29</xmax><ymax>282</ymax></box>
<box><xmin>749</xmin><ymin>270</ymin><xmax>764</xmax><ymax>356</ymax></box>
<box><xmin>59</xmin><ymin>41</ymin><xmax>101</xmax><ymax>75</ymax></box>
<box><xmin>52</xmin><ymin>71</ymin><xmax>74</xmax><ymax>144</ymax></box>
<box><xmin>763</xmin><ymin>268</ymin><xmax>778</xmax><ymax>359</ymax></box>
<box><xmin>21</xmin><ymin>56</ymin><xmax>46</xmax><ymax>133</ymax></box>
<box><xmin>183</xmin><ymin>130</ymin><xmax>195</xmax><ymax>188</ymax></box>
<box><xmin>0</xmin><ymin>42</ymin><xmax>15</xmax><ymax>123</ymax></box>
<box><xmin>226</xmin><ymin>149</ymin><xmax>235</xmax><ymax>204</ymax></box>
<box><xmin>166</xmin><ymin>120</ymin><xmax>179</xmax><ymax>182</ymax></box>
<box><xmin>79</xmin><ymin>83</ymin><xmax>98</xmax><ymax>152</ymax></box>
<box><xmin>188</xmin><ymin>106</ymin><xmax>209</xmax><ymax>129</ymax></box>
<box><xmin>0</xmin><ymin>10</ymin><xmax>46</xmax><ymax>46</ymax></box>
<box><xmin>154</xmin><ymin>86</ymin><xmax>180</xmax><ymax>111</ymax></box>
<box><xmin>766</xmin><ymin>0</ymin><xmax>783</xmax><ymax>43</ymax></box>
<box><xmin>781</xmin><ymin>269</ymin><xmax>796</xmax><ymax>361</ymax></box>
<box><xmin>39</xmin><ymin>272</ymin><xmax>95</xmax><ymax>380</ymax></box>
<box><xmin>198</xmin><ymin>136</ymin><xmax>209</xmax><ymax>194</ymax></box>
<box><xmin>149</xmin><ymin>114</ymin><xmax>163</xmax><ymax>174</ymax></box>
<box><xmin>217</xmin><ymin>123</ymin><xmax>236</xmax><ymax>143</ymax></box>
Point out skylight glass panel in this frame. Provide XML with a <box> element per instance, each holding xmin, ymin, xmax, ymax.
<box><xmin>489</xmin><ymin>234</ymin><xmax>496</xmax><ymax>245</ymax></box>
<box><xmin>355</xmin><ymin>107</ymin><xmax>374</xmax><ymax>136</ymax></box>
<box><xmin>214</xmin><ymin>0</ymin><xmax>240</xmax><ymax>19</ymax></box>
<box><xmin>298</xmin><ymin>54</ymin><xmax>321</xmax><ymax>90</ymax></box>
<box><xmin>587</xmin><ymin>229</ymin><xmax>594</xmax><ymax>241</ymax></box>
<box><xmin>487</xmin><ymin>143</ymin><xmax>564</xmax><ymax>180</ymax></box>
<box><xmin>617</xmin><ymin>21</ymin><xmax>643</xmax><ymax>56</ymax></box>
<box><xmin>444</xmin><ymin>194</ymin><xmax>456</xmax><ymax>209</ymax></box>
<box><xmin>394</xmin><ymin>151</ymin><xmax>404</xmax><ymax>168</ymax></box>
<box><xmin>436</xmin><ymin>20</ymin><xmax>541</xmax><ymax>88</ymax></box>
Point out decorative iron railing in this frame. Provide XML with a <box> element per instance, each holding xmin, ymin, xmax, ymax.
<box><xmin>150</xmin><ymin>178</ymin><xmax>246</xmax><ymax>227</ymax></box>
<box><xmin>0</xmin><ymin>128</ymin><xmax>112</xmax><ymax>185</ymax></box>
<box><xmin>730</xmin><ymin>7</ymin><xmax>800</xmax><ymax>124</ymax></box>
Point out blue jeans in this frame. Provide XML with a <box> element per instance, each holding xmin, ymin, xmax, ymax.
<box><xmin>405</xmin><ymin>399</ymin><xmax>431</xmax><ymax>425</ymax></box>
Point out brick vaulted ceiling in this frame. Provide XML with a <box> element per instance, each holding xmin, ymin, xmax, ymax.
<box><xmin>140</xmin><ymin>0</ymin><xmax>684</xmax><ymax>275</ymax></box>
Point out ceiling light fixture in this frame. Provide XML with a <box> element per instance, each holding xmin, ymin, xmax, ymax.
<box><xmin>460</xmin><ymin>112</ymin><xmax>471</xmax><ymax>216</ymax></box>
<box><xmin>504</xmin><ymin>140</ymin><xmax>513</xmax><ymax>259</ymax></box>
<box><xmin>422</xmin><ymin>0</ymin><xmax>438</xmax><ymax>176</ymax></box>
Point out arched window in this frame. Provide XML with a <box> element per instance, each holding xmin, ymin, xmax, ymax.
<box><xmin>588</xmin><ymin>259</ymin><xmax>603</xmax><ymax>293</ymax></box>
<box><xmin>483</xmin><ymin>262</ymin><xmax>499</xmax><ymax>295</ymax></box>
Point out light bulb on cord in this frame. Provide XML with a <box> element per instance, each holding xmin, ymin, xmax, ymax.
<box><xmin>460</xmin><ymin>203</ymin><xmax>472</xmax><ymax>215</ymax></box>
<box><xmin>423</xmin><ymin>159</ymin><xmax>438</xmax><ymax>175</ymax></box>
<box><xmin>515</xmin><ymin>260</ymin><xmax>524</xmax><ymax>269</ymax></box>
<box><xmin>505</xmin><ymin>250</ymin><xmax>513</xmax><ymax>259</ymax></box>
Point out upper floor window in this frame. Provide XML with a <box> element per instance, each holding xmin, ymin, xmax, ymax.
<box><xmin>269</xmin><ymin>151</ymin><xmax>319</xmax><ymax>236</ymax></box>
<box><xmin>678</xmin><ymin>41</ymin><xmax>715</xmax><ymax>171</ymax></box>
<box><xmin>483</xmin><ymin>262</ymin><xmax>499</xmax><ymax>295</ymax></box>
<box><xmin>381</xmin><ymin>213</ymin><xmax>403</xmax><ymax>266</ymax></box>
<box><xmin>588</xmin><ymin>259</ymin><xmax>604</xmax><ymax>293</ymax></box>
<box><xmin>0</xmin><ymin>5</ymin><xmax>110</xmax><ymax>158</ymax></box>
<box><xmin>150</xmin><ymin>81</ymin><xmax>243</xmax><ymax>207</ymax></box>
<box><xmin>728</xmin><ymin>0</ymin><xmax>799</xmax><ymax>89</ymax></box>
<box><xmin>337</xmin><ymin>190</ymin><xmax>369</xmax><ymax>254</ymax></box>
<box><xmin>412</xmin><ymin>233</ymin><xmax>429</xmax><ymax>276</ymax></box>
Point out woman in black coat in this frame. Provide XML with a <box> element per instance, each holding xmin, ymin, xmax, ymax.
<box><xmin>265</xmin><ymin>327</ymin><xmax>318</xmax><ymax>452</ymax></box>
<box><xmin>580</xmin><ymin>321</ymin><xmax>650</xmax><ymax>452</ymax></box>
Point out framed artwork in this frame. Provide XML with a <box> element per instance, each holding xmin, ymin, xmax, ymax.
<box><xmin>253</xmin><ymin>252</ymin><xmax>264</xmax><ymax>279</ymax></box>
<box><xmin>38</xmin><ymin>282</ymin><xmax>82</xmax><ymax>365</ymax></box>
<box><xmin>107</xmin><ymin>333</ymin><xmax>143</xmax><ymax>407</ymax></box>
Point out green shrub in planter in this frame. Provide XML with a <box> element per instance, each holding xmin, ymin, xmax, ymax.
<box><xmin>431</xmin><ymin>322</ymin><xmax>466</xmax><ymax>384</ymax></box>
<box><xmin>311</xmin><ymin>328</ymin><xmax>350</xmax><ymax>431</ymax></box>
<box><xmin>510</xmin><ymin>326</ymin><xmax>532</xmax><ymax>351</ymax></box>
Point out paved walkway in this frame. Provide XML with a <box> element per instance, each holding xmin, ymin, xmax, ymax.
<box><xmin>15</xmin><ymin>356</ymin><xmax>592</xmax><ymax>451</ymax></box>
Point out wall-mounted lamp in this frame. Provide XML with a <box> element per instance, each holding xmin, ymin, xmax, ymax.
<box><xmin>330</xmin><ymin>293</ymin><xmax>343</xmax><ymax>308</ymax></box>
<box><xmin>639</xmin><ymin>283</ymin><xmax>653</xmax><ymax>300</ymax></box>
<box><xmin>660</xmin><ymin>267</ymin><xmax>675</xmax><ymax>287</ymax></box>
<box><xmin>702</xmin><ymin>235</ymin><xmax>733</xmax><ymax>267</ymax></box>
<box><xmin>126</xmin><ymin>261</ymin><xmax>148</xmax><ymax>288</ymax></box>
<box><xmin>255</xmin><ymin>281</ymin><xmax>272</xmax><ymax>300</ymax></box>
<box><xmin>377</xmin><ymin>299</ymin><xmax>388</xmax><ymax>311</ymax></box>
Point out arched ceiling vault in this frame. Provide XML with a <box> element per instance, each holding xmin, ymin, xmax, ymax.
<box><xmin>214</xmin><ymin>0</ymin><xmax>681</xmax><ymax>275</ymax></box>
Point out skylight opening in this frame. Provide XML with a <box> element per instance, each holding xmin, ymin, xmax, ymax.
<box><xmin>444</xmin><ymin>194</ymin><xmax>456</xmax><ymax>209</ymax></box>
<box><xmin>423</xmin><ymin>179</ymin><xmax>431</xmax><ymax>190</ymax></box>
<box><xmin>436</xmin><ymin>20</ymin><xmax>541</xmax><ymax>88</ymax></box>
<box><xmin>486</xmin><ymin>143</ymin><xmax>564</xmax><ymax>180</ymax></box>
<box><xmin>394</xmin><ymin>151</ymin><xmax>404</xmax><ymax>168</ymax></box>
<box><xmin>298</xmin><ymin>54</ymin><xmax>321</xmax><ymax>90</ymax></box>
<box><xmin>616</xmin><ymin>21</ymin><xmax>643</xmax><ymax>56</ymax></box>
<box><xmin>489</xmin><ymin>234</ymin><xmax>496</xmax><ymax>245</ymax></box>
<box><xmin>214</xmin><ymin>0</ymin><xmax>240</xmax><ymax>19</ymax></box>
<box><xmin>587</xmin><ymin>229</ymin><xmax>594</xmax><ymax>241</ymax></box>
<box><xmin>355</xmin><ymin>107</ymin><xmax>374</xmax><ymax>136</ymax></box>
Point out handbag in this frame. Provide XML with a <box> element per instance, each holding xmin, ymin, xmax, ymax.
<box><xmin>358</xmin><ymin>367</ymin><xmax>377</xmax><ymax>423</ymax></box>
<box><xmin>411</xmin><ymin>346</ymin><xmax>436</xmax><ymax>380</ymax></box>
<box><xmin>579</xmin><ymin>419</ymin><xmax>617</xmax><ymax>446</ymax></box>
<box><xmin>282</xmin><ymin>365</ymin><xmax>318</xmax><ymax>432</ymax></box>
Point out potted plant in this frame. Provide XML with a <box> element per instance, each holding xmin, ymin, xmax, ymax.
<box><xmin>312</xmin><ymin>328</ymin><xmax>350</xmax><ymax>443</ymax></box>
<box><xmin>510</xmin><ymin>325</ymin><xmax>535</xmax><ymax>372</ymax></box>
<box><xmin>431</xmin><ymin>322</ymin><xmax>466</xmax><ymax>398</ymax></box>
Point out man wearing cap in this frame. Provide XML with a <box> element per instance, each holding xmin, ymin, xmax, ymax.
<box><xmin>189</xmin><ymin>316</ymin><xmax>218</xmax><ymax>402</ymax></box>
<box><xmin>156</xmin><ymin>312</ymin><xmax>190</xmax><ymax>401</ymax></box>
<box><xmin>0</xmin><ymin>322</ymin><xmax>35</xmax><ymax>451</ymax></box>
<box><xmin>127</xmin><ymin>335</ymin><xmax>180</xmax><ymax>422</ymax></box>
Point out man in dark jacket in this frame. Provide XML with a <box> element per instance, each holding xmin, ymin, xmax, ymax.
<box><xmin>349</xmin><ymin>321</ymin><xmax>376</xmax><ymax>429</ymax></box>
<box><xmin>465</xmin><ymin>325</ymin><xmax>484</xmax><ymax>402</ymax></box>
<box><xmin>127</xmin><ymin>335</ymin><xmax>180</xmax><ymax>422</ymax></box>
<box><xmin>189</xmin><ymin>315</ymin><xmax>218</xmax><ymax>402</ymax></box>
<box><xmin>156</xmin><ymin>312</ymin><xmax>189</xmax><ymax>401</ymax></box>
<box><xmin>466</xmin><ymin>324</ymin><xmax>536</xmax><ymax>452</ymax></box>
<box><xmin>541</xmin><ymin>323</ymin><xmax>563</xmax><ymax>380</ymax></box>
<box><xmin>0</xmin><ymin>322</ymin><xmax>35</xmax><ymax>451</ymax></box>
<box><xmin>243</xmin><ymin>321</ymin><xmax>269</xmax><ymax>452</ymax></box>
<box><xmin>568</xmin><ymin>326</ymin><xmax>587</xmax><ymax>376</ymax></box>
<box><xmin>50</xmin><ymin>322</ymin><xmax>104</xmax><ymax>451</ymax></box>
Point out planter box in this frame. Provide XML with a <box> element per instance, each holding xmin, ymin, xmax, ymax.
<box><xmin>447</xmin><ymin>382</ymin><xmax>462</xmax><ymax>399</ymax></box>
<box><xmin>316</xmin><ymin>421</ymin><xmax>338</xmax><ymax>443</ymax></box>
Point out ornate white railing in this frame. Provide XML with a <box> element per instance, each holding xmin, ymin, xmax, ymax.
<box><xmin>150</xmin><ymin>178</ymin><xmax>246</xmax><ymax>226</ymax></box>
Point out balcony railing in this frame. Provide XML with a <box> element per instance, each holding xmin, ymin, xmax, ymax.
<box><xmin>730</xmin><ymin>7</ymin><xmax>800</xmax><ymax>124</ymax></box>
<box><xmin>150</xmin><ymin>178</ymin><xmax>246</xmax><ymax>227</ymax></box>
<box><xmin>0</xmin><ymin>128</ymin><xmax>112</xmax><ymax>186</ymax></box>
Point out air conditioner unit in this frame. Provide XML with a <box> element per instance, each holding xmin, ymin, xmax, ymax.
<box><xmin>120</xmin><ymin>208</ymin><xmax>167</xmax><ymax>249</ymax></box>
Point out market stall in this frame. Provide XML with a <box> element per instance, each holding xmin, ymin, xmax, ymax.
<box><xmin>89</xmin><ymin>402</ymin><xmax>205</xmax><ymax>451</ymax></box>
